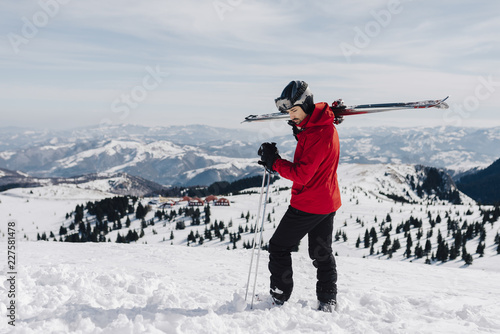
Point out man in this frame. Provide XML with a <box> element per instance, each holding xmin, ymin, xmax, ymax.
<box><xmin>257</xmin><ymin>80</ymin><xmax>342</xmax><ymax>312</ymax></box>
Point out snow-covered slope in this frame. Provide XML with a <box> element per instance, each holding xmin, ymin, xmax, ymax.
<box><xmin>1</xmin><ymin>163</ymin><xmax>496</xmax><ymax>268</ymax></box>
<box><xmin>1</xmin><ymin>242</ymin><xmax>499</xmax><ymax>333</ymax></box>
<box><xmin>1</xmin><ymin>162</ymin><xmax>500</xmax><ymax>332</ymax></box>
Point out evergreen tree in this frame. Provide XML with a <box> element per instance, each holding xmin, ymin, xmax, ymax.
<box><xmin>461</xmin><ymin>244</ymin><xmax>474</xmax><ymax>265</ymax></box>
<box><xmin>392</xmin><ymin>238</ymin><xmax>401</xmax><ymax>253</ymax></box>
<box><xmin>414</xmin><ymin>242</ymin><xmax>423</xmax><ymax>259</ymax></box>
<box><xmin>479</xmin><ymin>226</ymin><xmax>486</xmax><ymax>242</ymax></box>
<box><xmin>74</xmin><ymin>204</ymin><xmax>84</xmax><ymax>224</ymax></box>
<box><xmin>65</xmin><ymin>232</ymin><xmax>80</xmax><ymax>242</ymax></box>
<box><xmin>424</xmin><ymin>239</ymin><xmax>432</xmax><ymax>256</ymax></box>
<box><xmin>449</xmin><ymin>245</ymin><xmax>458</xmax><ymax>260</ymax></box>
<box><xmin>204</xmin><ymin>204</ymin><xmax>211</xmax><ymax>225</ymax></box>
<box><xmin>381</xmin><ymin>235</ymin><xmax>391</xmax><ymax>255</ymax></box>
<box><xmin>454</xmin><ymin>230</ymin><xmax>463</xmax><ymax>251</ymax></box>
<box><xmin>370</xmin><ymin>227</ymin><xmax>378</xmax><ymax>245</ymax></box>
<box><xmin>436</xmin><ymin>241</ymin><xmax>449</xmax><ymax>262</ymax></box>
<box><xmin>476</xmin><ymin>242</ymin><xmax>485</xmax><ymax>257</ymax></box>
<box><xmin>405</xmin><ymin>240</ymin><xmax>412</xmax><ymax>258</ymax></box>
<box><xmin>406</xmin><ymin>233</ymin><xmax>413</xmax><ymax>249</ymax></box>
<box><xmin>136</xmin><ymin>202</ymin><xmax>146</xmax><ymax>220</ymax></box>
<box><xmin>464</xmin><ymin>252</ymin><xmax>473</xmax><ymax>265</ymax></box>
<box><xmin>364</xmin><ymin>229</ymin><xmax>370</xmax><ymax>248</ymax></box>
<box><xmin>416</xmin><ymin>228</ymin><xmax>423</xmax><ymax>240</ymax></box>
<box><xmin>59</xmin><ymin>225</ymin><xmax>68</xmax><ymax>236</ymax></box>
<box><xmin>116</xmin><ymin>233</ymin><xmax>124</xmax><ymax>243</ymax></box>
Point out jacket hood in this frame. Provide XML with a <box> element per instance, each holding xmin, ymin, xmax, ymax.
<box><xmin>297</xmin><ymin>102</ymin><xmax>334</xmax><ymax>128</ymax></box>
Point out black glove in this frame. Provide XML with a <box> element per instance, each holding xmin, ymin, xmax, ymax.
<box><xmin>331</xmin><ymin>99</ymin><xmax>345</xmax><ymax>109</ymax></box>
<box><xmin>257</xmin><ymin>142</ymin><xmax>280</xmax><ymax>173</ymax></box>
<box><xmin>331</xmin><ymin>99</ymin><xmax>345</xmax><ymax>125</ymax></box>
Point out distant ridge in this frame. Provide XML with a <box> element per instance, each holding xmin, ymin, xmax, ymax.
<box><xmin>457</xmin><ymin>157</ymin><xmax>500</xmax><ymax>204</ymax></box>
<box><xmin>0</xmin><ymin>168</ymin><xmax>166</xmax><ymax>197</ymax></box>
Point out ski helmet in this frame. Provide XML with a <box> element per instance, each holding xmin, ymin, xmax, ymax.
<box><xmin>275</xmin><ymin>80</ymin><xmax>314</xmax><ymax>114</ymax></box>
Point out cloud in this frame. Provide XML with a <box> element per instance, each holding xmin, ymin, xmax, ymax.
<box><xmin>0</xmin><ymin>0</ymin><xmax>499</xmax><ymax>130</ymax></box>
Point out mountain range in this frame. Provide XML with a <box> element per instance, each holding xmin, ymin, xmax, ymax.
<box><xmin>0</xmin><ymin>124</ymin><xmax>499</xmax><ymax>188</ymax></box>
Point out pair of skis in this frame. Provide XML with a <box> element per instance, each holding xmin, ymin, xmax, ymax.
<box><xmin>243</xmin><ymin>96</ymin><xmax>449</xmax><ymax>124</ymax></box>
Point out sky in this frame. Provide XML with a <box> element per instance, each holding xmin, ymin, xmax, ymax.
<box><xmin>1</xmin><ymin>0</ymin><xmax>499</xmax><ymax>133</ymax></box>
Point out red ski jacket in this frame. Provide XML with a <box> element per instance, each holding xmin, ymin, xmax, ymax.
<box><xmin>273</xmin><ymin>102</ymin><xmax>342</xmax><ymax>214</ymax></box>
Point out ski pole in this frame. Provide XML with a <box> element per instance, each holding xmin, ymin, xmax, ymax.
<box><xmin>245</xmin><ymin>169</ymin><xmax>267</xmax><ymax>301</ymax></box>
<box><xmin>249</xmin><ymin>171</ymin><xmax>271</xmax><ymax>309</ymax></box>
<box><xmin>245</xmin><ymin>169</ymin><xmax>267</xmax><ymax>303</ymax></box>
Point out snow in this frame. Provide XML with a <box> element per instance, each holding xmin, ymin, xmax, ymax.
<box><xmin>2</xmin><ymin>185</ymin><xmax>114</xmax><ymax>201</ymax></box>
<box><xmin>0</xmin><ymin>151</ymin><xmax>15</xmax><ymax>160</ymax></box>
<box><xmin>55</xmin><ymin>140</ymin><xmax>190</xmax><ymax>171</ymax></box>
<box><xmin>57</xmin><ymin>176</ymin><xmax>133</xmax><ymax>195</ymax></box>
<box><xmin>1</xmin><ymin>163</ymin><xmax>499</xmax><ymax>333</ymax></box>
<box><xmin>181</xmin><ymin>159</ymin><xmax>255</xmax><ymax>181</ymax></box>
<box><xmin>1</xmin><ymin>242</ymin><xmax>499</xmax><ymax>333</ymax></box>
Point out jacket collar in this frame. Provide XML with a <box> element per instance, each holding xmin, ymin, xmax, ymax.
<box><xmin>297</xmin><ymin>103</ymin><xmax>333</xmax><ymax>129</ymax></box>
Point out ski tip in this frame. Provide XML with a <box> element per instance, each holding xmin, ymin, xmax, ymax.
<box><xmin>435</xmin><ymin>96</ymin><xmax>450</xmax><ymax>109</ymax></box>
<box><xmin>242</xmin><ymin>115</ymin><xmax>257</xmax><ymax>123</ymax></box>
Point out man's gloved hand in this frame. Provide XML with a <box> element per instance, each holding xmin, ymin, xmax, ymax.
<box><xmin>257</xmin><ymin>142</ymin><xmax>280</xmax><ymax>173</ymax></box>
<box><xmin>331</xmin><ymin>99</ymin><xmax>345</xmax><ymax>109</ymax></box>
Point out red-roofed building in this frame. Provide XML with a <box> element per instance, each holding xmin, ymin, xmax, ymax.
<box><xmin>205</xmin><ymin>195</ymin><xmax>218</xmax><ymax>203</ymax></box>
<box><xmin>214</xmin><ymin>198</ymin><xmax>230</xmax><ymax>206</ymax></box>
<box><xmin>188</xmin><ymin>197</ymin><xmax>204</xmax><ymax>206</ymax></box>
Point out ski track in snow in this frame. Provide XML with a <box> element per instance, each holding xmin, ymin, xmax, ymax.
<box><xmin>1</xmin><ymin>242</ymin><xmax>499</xmax><ymax>334</ymax></box>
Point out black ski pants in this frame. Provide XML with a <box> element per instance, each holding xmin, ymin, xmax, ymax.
<box><xmin>268</xmin><ymin>206</ymin><xmax>337</xmax><ymax>303</ymax></box>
